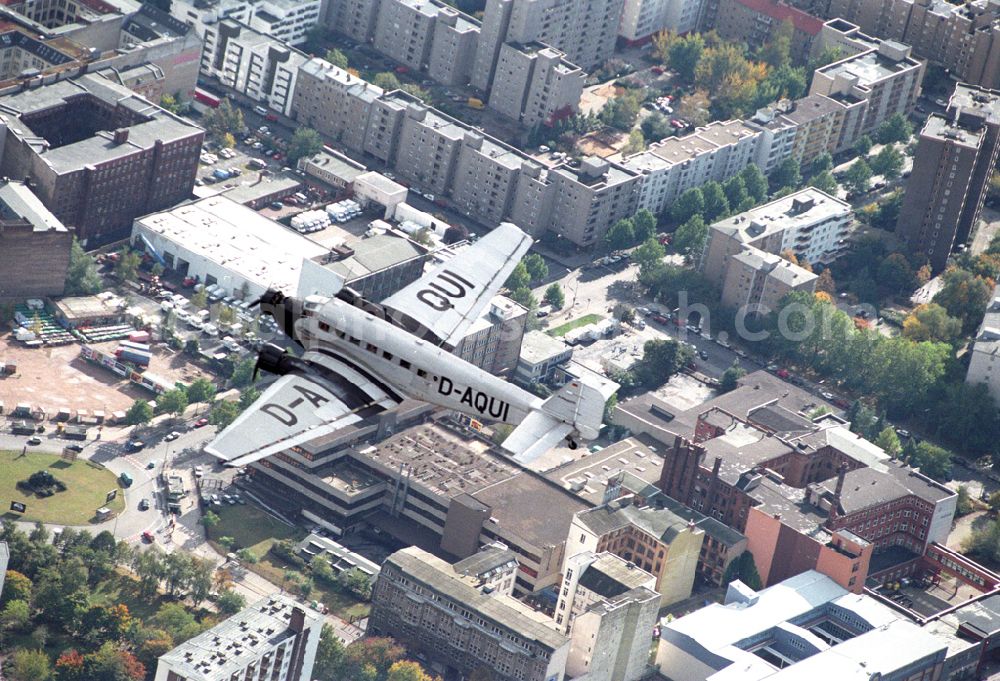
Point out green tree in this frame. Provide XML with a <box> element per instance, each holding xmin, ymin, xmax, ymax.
<box><xmin>670</xmin><ymin>187</ymin><xmax>704</xmax><ymax>225</ymax></box>
<box><xmin>124</xmin><ymin>400</ymin><xmax>153</xmax><ymax>427</ymax></box>
<box><xmin>931</xmin><ymin>382</ymin><xmax>1000</xmax><ymax>457</ymax></box>
<box><xmin>622</xmin><ymin>129</ymin><xmax>645</xmax><ymax>155</ymax></box>
<box><xmin>934</xmin><ymin>268</ymin><xmax>994</xmax><ymax>334</ymax></box>
<box><xmin>673</xmin><ymin>214</ymin><xmax>708</xmax><ymax>256</ymax></box>
<box><xmin>288</xmin><ymin>128</ymin><xmax>323</xmax><ymax>164</ymax></box>
<box><xmin>632</xmin><ymin>209</ymin><xmax>658</xmax><ymax>242</ymax></box>
<box><xmin>807</xmin><ymin>170</ymin><xmax>838</xmax><ymax>195</ymax></box>
<box><xmin>372</xmin><ymin>72</ymin><xmax>402</xmax><ymax>90</ymax></box>
<box><xmin>152</xmin><ymin>604</ymin><xmax>204</xmax><ymax>643</ymax></box>
<box><xmin>722</xmin><ymin>551</ymin><xmax>762</xmax><ymax>590</ymax></box>
<box><xmin>874</xmin><ymin>426</ymin><xmax>902</xmax><ymax>459</ymax></box>
<box><xmin>203</xmin><ymin>100</ymin><xmax>244</xmax><ymax>141</ymax></box>
<box><xmin>843</xmin><ymin>159</ymin><xmax>873</xmax><ymax>195</ymax></box>
<box><xmin>633</xmin><ymin>237</ymin><xmax>666</xmax><ymax>273</ymax></box>
<box><xmin>509</xmin><ymin>287</ymin><xmax>537</xmax><ymax>311</ymax></box>
<box><xmin>400</xmin><ymin>84</ymin><xmax>432</xmax><ymax>103</ymax></box>
<box><xmin>239</xmin><ymin>387</ymin><xmax>261</xmax><ymax>410</ymax></box>
<box><xmin>338</xmin><ymin>568</ymin><xmax>373</xmax><ymax>600</ymax></box>
<box><xmin>1</xmin><ymin>599</ymin><xmax>31</xmax><ymax>633</ymax></box>
<box><xmin>902</xmin><ymin>303</ymin><xmax>962</xmax><ymax>342</ymax></box>
<box><xmin>190</xmin><ymin>289</ymin><xmax>208</xmax><ymax>310</ymax></box>
<box><xmin>157</xmin><ymin>388</ymin><xmax>188</xmax><ymax>418</ymax></box>
<box><xmin>723</xmin><ymin>175</ymin><xmax>750</xmax><ymax>208</ymax></box>
<box><xmin>115</xmin><ymin>248</ymin><xmax>142</xmax><ymax>281</ymax></box>
<box><xmin>853</xmin><ymin>134</ymin><xmax>873</xmax><ymax>157</ymax></box>
<box><xmin>2</xmin><ymin>570</ymin><xmax>32</xmax><ymax>605</ymax></box>
<box><xmin>313</xmin><ymin>624</ymin><xmax>347</xmax><ymax>681</ymax></box>
<box><xmin>505</xmin><ymin>261</ymin><xmax>530</xmax><ymax>291</ymax></box>
<box><xmin>810</xmin><ymin>152</ymin><xmax>834</xmax><ymax>177</ymax></box>
<box><xmin>159</xmin><ymin>94</ymin><xmax>181</xmax><ymax>114</ymax></box>
<box><xmin>543</xmin><ymin>284</ymin><xmax>565</xmax><ymax>309</ymax></box>
<box><xmin>957</xmin><ymin>485</ymin><xmax>974</xmax><ymax>516</ymax></box>
<box><xmin>910</xmin><ymin>442</ymin><xmax>952</xmax><ymax>482</ymax></box>
<box><xmin>666</xmin><ymin>32</ymin><xmax>705</xmax><ymax>81</ymax></box>
<box><xmin>739</xmin><ymin>165</ymin><xmax>768</xmax><ymax>203</ymax></box>
<box><xmin>185</xmin><ymin>378</ymin><xmax>216</xmax><ymax>404</ymax></box>
<box><xmin>325</xmin><ymin>48</ymin><xmax>349</xmax><ymax>69</ymax></box>
<box><xmin>632</xmin><ymin>339</ymin><xmax>693</xmax><ymax>388</ymax></box>
<box><xmin>701</xmin><ymin>181</ymin><xmax>729</xmax><ymax>222</ymax></box>
<box><xmin>65</xmin><ymin>239</ymin><xmax>102</xmax><ymax>295</ymax></box>
<box><xmin>601</xmin><ymin>90</ymin><xmax>643</xmax><ymax>131</ymax></box>
<box><xmin>387</xmin><ymin>661</ymin><xmax>437</xmax><ymax>681</ymax></box>
<box><xmin>236</xmin><ymin>548</ymin><xmax>257</xmax><ymax>565</ymax></box>
<box><xmin>200</xmin><ymin>511</ymin><xmax>220</xmax><ymax>529</ymax></box>
<box><xmin>605</xmin><ymin>218</ymin><xmax>636</xmax><ymax>251</ymax></box>
<box><xmin>216</xmin><ymin>589</ymin><xmax>246</xmax><ymax>616</ymax></box>
<box><xmin>524</xmin><ymin>253</ymin><xmax>548</xmax><ymax>283</ymax></box>
<box><xmin>876</xmin><ymin>252</ymin><xmax>914</xmax><ymax>294</ymax></box>
<box><xmin>8</xmin><ymin>649</ymin><xmax>51</xmax><ymax>681</ymax></box>
<box><xmin>869</xmin><ymin>144</ymin><xmax>903</xmax><ymax>180</ymax></box>
<box><xmin>640</xmin><ymin>112</ymin><xmax>672</xmax><ymax>141</ymax></box>
<box><xmin>769</xmin><ymin>157</ymin><xmax>801</xmax><ymax>193</ymax></box>
<box><xmin>230</xmin><ymin>356</ymin><xmax>256</xmax><ymax>388</ymax></box>
<box><xmin>718</xmin><ymin>361</ymin><xmax>746</xmax><ymax>394</ymax></box>
<box><xmin>209</xmin><ymin>400</ymin><xmax>239</xmax><ymax>430</ymax></box>
<box><xmin>875</xmin><ymin>113</ymin><xmax>913</xmax><ymax>145</ymax></box>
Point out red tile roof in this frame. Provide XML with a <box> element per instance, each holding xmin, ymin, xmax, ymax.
<box><xmin>735</xmin><ymin>0</ymin><xmax>825</xmax><ymax>36</ymax></box>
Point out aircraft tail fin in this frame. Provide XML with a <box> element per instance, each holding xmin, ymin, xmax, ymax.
<box><xmin>502</xmin><ymin>375</ymin><xmax>618</xmax><ymax>464</ymax></box>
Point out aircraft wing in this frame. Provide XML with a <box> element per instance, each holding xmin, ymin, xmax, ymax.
<box><xmin>382</xmin><ymin>222</ymin><xmax>532</xmax><ymax>347</ymax></box>
<box><xmin>502</xmin><ymin>411</ymin><xmax>572</xmax><ymax>466</ymax></box>
<box><xmin>206</xmin><ymin>350</ymin><xmax>400</xmax><ymax>467</ymax></box>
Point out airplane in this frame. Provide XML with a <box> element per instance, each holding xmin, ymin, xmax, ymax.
<box><xmin>206</xmin><ymin>222</ymin><xmax>619</xmax><ymax>468</ymax></box>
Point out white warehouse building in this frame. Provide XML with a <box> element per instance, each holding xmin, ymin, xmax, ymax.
<box><xmin>131</xmin><ymin>196</ymin><xmax>330</xmax><ymax>301</ymax></box>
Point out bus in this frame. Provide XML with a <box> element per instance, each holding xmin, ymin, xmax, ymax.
<box><xmin>193</xmin><ymin>88</ymin><xmax>221</xmax><ymax>108</ymax></box>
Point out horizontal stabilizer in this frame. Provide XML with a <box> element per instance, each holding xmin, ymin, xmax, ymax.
<box><xmin>502</xmin><ymin>410</ymin><xmax>572</xmax><ymax>465</ymax></box>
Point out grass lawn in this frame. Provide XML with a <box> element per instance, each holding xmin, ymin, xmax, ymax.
<box><xmin>0</xmin><ymin>450</ymin><xmax>124</xmax><ymax>524</ymax></box>
<box><xmin>548</xmin><ymin>313</ymin><xmax>604</xmax><ymax>337</ymax></box>
<box><xmin>206</xmin><ymin>504</ymin><xmax>368</xmax><ymax>620</ymax></box>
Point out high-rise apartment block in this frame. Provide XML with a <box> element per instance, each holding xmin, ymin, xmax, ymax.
<box><xmin>200</xmin><ymin>19</ymin><xmax>309</xmax><ymax>115</ymax></box>
<box><xmin>557</xmin><ymin>552</ymin><xmax>659</xmax><ymax>681</ymax></box>
<box><xmin>369</xmin><ymin>546</ymin><xmax>570</xmax><ymax>681</ymax></box>
<box><xmin>813</xmin><ymin>0</ymin><xmax>1000</xmax><ymax>90</ymax></box>
<box><xmin>0</xmin><ymin>74</ymin><xmax>203</xmax><ymax>246</ymax></box>
<box><xmin>171</xmin><ymin>0</ymin><xmax>322</xmax><ymax>45</ymax></box>
<box><xmin>473</xmin><ymin>0</ymin><xmax>624</xmax><ymax>89</ymax></box>
<box><xmin>154</xmin><ymin>595</ymin><xmax>322</xmax><ymax>681</ymax></box>
<box><xmin>619</xmin><ymin>0</ymin><xmax>706</xmax><ymax>43</ymax></box>
<box><xmin>548</xmin><ymin>158</ymin><xmax>641</xmax><ymax>248</ymax></box>
<box><xmin>897</xmin><ymin>84</ymin><xmax>1000</xmax><ymax>272</ymax></box>
<box><xmin>701</xmin><ymin>188</ymin><xmax>853</xmax><ymax>287</ymax></box>
<box><xmin>488</xmin><ymin>42</ymin><xmax>584</xmax><ymax>127</ymax></box>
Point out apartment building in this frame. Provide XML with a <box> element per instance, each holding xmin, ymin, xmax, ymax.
<box><xmin>0</xmin><ymin>181</ymin><xmax>72</xmax><ymax>299</ymax></box>
<box><xmin>290</xmin><ymin>58</ymin><xmax>384</xmax><ymax>153</ymax></box>
<box><xmin>719</xmin><ymin>247</ymin><xmax>818</xmax><ymax>310</ymax></box>
<box><xmin>746</xmin><ymin>103</ymin><xmax>799</xmax><ymax>172</ymax></box>
<box><xmin>623</xmin><ymin>120</ymin><xmax>762</xmax><ymax>217</ymax></box>
<box><xmin>557</xmin><ymin>552</ymin><xmax>659</xmax><ymax>681</ymax></box>
<box><xmin>324</xmin><ymin>0</ymin><xmax>381</xmax><ymax>42</ymax></box>
<box><xmin>657</xmin><ymin>571</ymin><xmax>949</xmax><ymax>681</ymax></box>
<box><xmin>473</xmin><ymin>0</ymin><xmax>624</xmax><ymax>86</ymax></box>
<box><xmin>395</xmin><ymin>104</ymin><xmax>467</xmax><ymax>194</ymax></box>
<box><xmin>373</xmin><ymin>0</ymin><xmax>440</xmax><ymax>73</ymax></box>
<box><xmin>369</xmin><ymin>546</ymin><xmax>570</xmax><ymax>681</ymax></box>
<box><xmin>701</xmin><ymin>0</ymin><xmax>825</xmax><ymax>63</ymax></box>
<box><xmin>452</xmin><ymin>295</ymin><xmax>528</xmax><ymax>376</ymax></box>
<box><xmin>898</xmin><ymin>84</ymin><xmax>1000</xmax><ymax>272</ymax></box>
<box><xmin>0</xmin><ymin>74</ymin><xmax>203</xmax><ymax>245</ymax></box>
<box><xmin>451</xmin><ymin>132</ymin><xmax>529</xmax><ymax>224</ymax></box>
<box><xmin>700</xmin><ymin>188</ymin><xmax>853</xmax><ymax>286</ymax></box>
<box><xmin>566</xmin><ymin>481</ymin><xmax>747</xmax><ymax>604</ymax></box>
<box><xmin>808</xmin><ymin>37</ymin><xmax>924</xmax><ymax>148</ymax></box>
<box><xmin>515</xmin><ymin>330</ymin><xmax>573</xmax><ymax>385</ymax></box>
<box><xmin>965</xmin><ymin>284</ymin><xmax>1000</xmax><ymax>404</ymax></box>
<box><xmin>487</xmin><ymin>42</ymin><xmax>584</xmax><ymax>127</ymax></box>
<box><xmin>548</xmin><ymin>157</ymin><xmax>641</xmax><ymax>248</ymax></box>
<box><xmin>200</xmin><ymin>19</ymin><xmax>308</xmax><ymax>115</ymax></box>
<box><xmin>819</xmin><ymin>0</ymin><xmax>1000</xmax><ymax>90</ymax></box>
<box><xmin>154</xmin><ymin>595</ymin><xmax>322</xmax><ymax>681</ymax></box>
<box><xmin>619</xmin><ymin>0</ymin><xmax>706</xmax><ymax>43</ymax></box>
<box><xmin>171</xmin><ymin>0</ymin><xmax>322</xmax><ymax>45</ymax></box>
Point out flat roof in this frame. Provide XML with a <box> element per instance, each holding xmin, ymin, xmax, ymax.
<box><xmin>0</xmin><ymin>180</ymin><xmax>66</xmax><ymax>232</ymax></box>
<box><xmin>577</xmin><ymin>553</ymin><xmax>655</xmax><ymax>597</ymax></box>
<box><xmin>134</xmin><ymin>196</ymin><xmax>326</xmax><ymax>295</ymax></box>
<box><xmin>321</xmin><ymin>233</ymin><xmax>426</xmax><ymax>280</ymax></box>
<box><xmin>711</xmin><ymin>188</ymin><xmax>851</xmax><ymax>244</ymax></box>
<box><xmin>922</xmin><ymin>114</ymin><xmax>986</xmax><ymax>148</ymax></box>
<box><xmin>818</xmin><ymin>49</ymin><xmax>918</xmax><ymax>85</ymax></box>
<box><xmin>519</xmin><ymin>330</ymin><xmax>571</xmax><ymax>366</ymax></box>
<box><xmin>158</xmin><ymin>594</ymin><xmax>322</xmax><ymax>680</ymax></box>
<box><xmin>220</xmin><ymin>170</ymin><xmax>303</xmax><ymax>205</ymax></box>
<box><xmin>387</xmin><ymin>547</ymin><xmax>567</xmax><ymax>650</ymax></box>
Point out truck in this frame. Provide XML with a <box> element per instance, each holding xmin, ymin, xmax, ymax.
<box><xmin>115</xmin><ymin>348</ymin><xmax>151</xmax><ymax>367</ymax></box>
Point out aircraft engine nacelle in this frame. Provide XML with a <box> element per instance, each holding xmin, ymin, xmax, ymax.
<box><xmin>254</xmin><ymin>343</ymin><xmax>305</xmax><ymax>378</ymax></box>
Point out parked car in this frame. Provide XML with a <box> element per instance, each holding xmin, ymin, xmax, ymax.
<box><xmin>141</xmin><ymin>531</ymin><xmax>155</xmax><ymax>543</ymax></box>
<box><xmin>165</xmin><ymin>431</ymin><xmax>180</xmax><ymax>442</ymax></box>
<box><xmin>26</xmin><ymin>437</ymin><xmax>41</xmax><ymax>445</ymax></box>
<box><xmin>125</xmin><ymin>440</ymin><xmax>145</xmax><ymax>452</ymax></box>
<box><xmin>139</xmin><ymin>498</ymin><xmax>150</xmax><ymax>511</ymax></box>
<box><xmin>194</xmin><ymin>418</ymin><xmax>209</xmax><ymax>428</ymax></box>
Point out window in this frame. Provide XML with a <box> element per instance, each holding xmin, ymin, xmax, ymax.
<box><xmin>417</xmin><ymin>369</ymin><xmax>427</xmax><ymax>378</ymax></box>
<box><xmin>400</xmin><ymin>360</ymin><xmax>411</xmax><ymax>370</ymax></box>
<box><xmin>383</xmin><ymin>351</ymin><xmax>394</xmax><ymax>360</ymax></box>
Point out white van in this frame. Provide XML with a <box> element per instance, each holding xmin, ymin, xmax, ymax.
<box><xmin>253</xmin><ymin>105</ymin><xmax>268</xmax><ymax>116</ymax></box>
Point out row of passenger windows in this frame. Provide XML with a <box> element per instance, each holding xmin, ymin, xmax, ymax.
<box><xmin>317</xmin><ymin>321</ymin><xmax>428</xmax><ymax>377</ymax></box>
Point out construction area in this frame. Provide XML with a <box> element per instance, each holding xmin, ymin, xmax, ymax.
<box><xmin>0</xmin><ymin>335</ymin><xmax>213</xmax><ymax>417</ymax></box>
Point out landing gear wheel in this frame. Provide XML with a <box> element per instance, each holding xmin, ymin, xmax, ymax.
<box><xmin>567</xmin><ymin>438</ymin><xmax>579</xmax><ymax>450</ymax></box>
